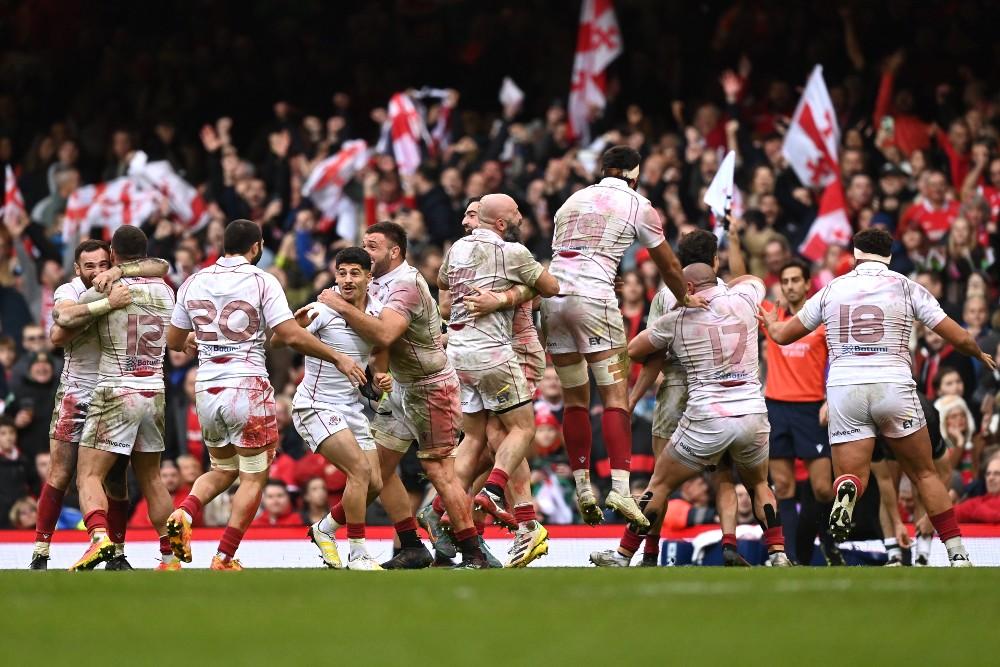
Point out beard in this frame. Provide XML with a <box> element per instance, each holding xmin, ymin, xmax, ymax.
<box><xmin>503</xmin><ymin>225</ymin><xmax>521</xmax><ymax>243</ymax></box>
<box><xmin>251</xmin><ymin>247</ymin><xmax>264</xmax><ymax>265</ymax></box>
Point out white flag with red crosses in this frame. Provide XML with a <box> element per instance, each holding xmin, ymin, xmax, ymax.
<box><xmin>2</xmin><ymin>165</ymin><xmax>26</xmax><ymax>227</ymax></box>
<box><xmin>302</xmin><ymin>140</ymin><xmax>370</xmax><ymax>220</ymax></box>
<box><xmin>782</xmin><ymin>65</ymin><xmax>840</xmax><ymax>188</ymax></box>
<box><xmin>567</xmin><ymin>0</ymin><xmax>622</xmax><ymax>143</ymax></box>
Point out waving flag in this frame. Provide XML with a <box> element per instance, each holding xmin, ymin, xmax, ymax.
<box><xmin>63</xmin><ymin>177</ymin><xmax>163</xmax><ymax>240</ymax></box>
<box><xmin>703</xmin><ymin>150</ymin><xmax>737</xmax><ymax>239</ymax></box>
<box><xmin>376</xmin><ymin>93</ymin><xmax>428</xmax><ymax>176</ymax></box>
<box><xmin>302</xmin><ymin>140</ymin><xmax>370</xmax><ymax>220</ymax></box>
<box><xmin>781</xmin><ymin>65</ymin><xmax>840</xmax><ymax>188</ymax></box>
<box><xmin>129</xmin><ymin>151</ymin><xmax>211</xmax><ymax>232</ymax></box>
<box><xmin>799</xmin><ymin>179</ymin><xmax>852</xmax><ymax>262</ymax></box>
<box><xmin>567</xmin><ymin>0</ymin><xmax>622</xmax><ymax>143</ymax></box>
<box><xmin>2</xmin><ymin>165</ymin><xmax>26</xmax><ymax>227</ymax></box>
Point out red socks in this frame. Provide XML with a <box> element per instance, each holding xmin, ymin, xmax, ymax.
<box><xmin>159</xmin><ymin>535</ymin><xmax>172</xmax><ymax>557</ymax></box>
<box><xmin>834</xmin><ymin>474</ymin><xmax>865</xmax><ymax>497</ymax></box>
<box><xmin>929</xmin><ymin>508</ymin><xmax>961</xmax><ymax>541</ymax></box>
<box><xmin>485</xmin><ymin>468</ymin><xmax>509</xmax><ymax>490</ymax></box>
<box><xmin>619</xmin><ymin>525</ymin><xmax>642</xmax><ymax>555</ymax></box>
<box><xmin>602</xmin><ymin>407</ymin><xmax>632</xmax><ymax>471</ymax></box>
<box><xmin>721</xmin><ymin>533</ymin><xmax>738</xmax><ymax>549</ymax></box>
<box><xmin>84</xmin><ymin>509</ymin><xmax>108</xmax><ymax>536</ymax></box>
<box><xmin>454</xmin><ymin>526</ymin><xmax>477</xmax><ymax>543</ymax></box>
<box><xmin>179</xmin><ymin>495</ymin><xmax>204</xmax><ymax>525</ymax></box>
<box><xmin>764</xmin><ymin>526</ymin><xmax>785</xmax><ymax>548</ymax></box>
<box><xmin>513</xmin><ymin>503</ymin><xmax>536</xmax><ymax>524</ymax></box>
<box><xmin>432</xmin><ymin>495</ymin><xmax>445</xmax><ymax>515</ymax></box>
<box><xmin>35</xmin><ymin>483</ymin><xmax>65</xmax><ymax>542</ymax></box>
<box><xmin>474</xmin><ymin>520</ymin><xmax>486</xmax><ymax>536</ymax></box>
<box><xmin>330</xmin><ymin>503</ymin><xmax>347</xmax><ymax>525</ymax></box>
<box><xmin>107</xmin><ymin>498</ymin><xmax>129</xmax><ymax>544</ymax></box>
<box><xmin>218</xmin><ymin>526</ymin><xmax>244</xmax><ymax>558</ymax></box>
<box><xmin>644</xmin><ymin>534</ymin><xmax>660</xmax><ymax>556</ymax></box>
<box><xmin>394</xmin><ymin>518</ymin><xmax>421</xmax><ymax>549</ymax></box>
<box><xmin>563</xmin><ymin>406</ymin><xmax>592</xmax><ymax>471</ymax></box>
<box><xmin>346</xmin><ymin>523</ymin><xmax>365</xmax><ymax>539</ymax></box>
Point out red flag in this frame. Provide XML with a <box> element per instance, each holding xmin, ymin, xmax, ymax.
<box><xmin>63</xmin><ymin>177</ymin><xmax>162</xmax><ymax>240</ymax></box>
<box><xmin>567</xmin><ymin>0</ymin><xmax>622</xmax><ymax>143</ymax></box>
<box><xmin>383</xmin><ymin>93</ymin><xmax>426</xmax><ymax>176</ymax></box>
<box><xmin>799</xmin><ymin>179</ymin><xmax>852</xmax><ymax>262</ymax></box>
<box><xmin>129</xmin><ymin>152</ymin><xmax>211</xmax><ymax>232</ymax></box>
<box><xmin>301</xmin><ymin>140</ymin><xmax>370</xmax><ymax>220</ymax></box>
<box><xmin>3</xmin><ymin>165</ymin><xmax>26</xmax><ymax>227</ymax></box>
<box><xmin>781</xmin><ymin>65</ymin><xmax>840</xmax><ymax>188</ymax></box>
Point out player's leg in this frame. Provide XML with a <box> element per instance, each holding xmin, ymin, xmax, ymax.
<box><xmin>420</xmin><ymin>454</ymin><xmax>487</xmax><ymax>567</ymax></box>
<box><xmin>713</xmin><ymin>467</ymin><xmax>749</xmax><ymax>567</ymax></box>
<box><xmin>315</xmin><ymin>429</ymin><xmax>380</xmax><ymax>569</ymax></box>
<box><xmin>505</xmin><ymin>458</ymin><xmax>549</xmax><ymax>568</ymax></box>
<box><xmin>103</xmin><ymin>456</ymin><xmax>132</xmax><ymax>569</ymax></box>
<box><xmin>31</xmin><ymin>438</ymin><xmax>78</xmax><ymax>567</ymax></box>
<box><xmin>586</xmin><ymin>347</ymin><xmax>645</xmax><ymax>525</ymax></box>
<box><xmin>131</xmin><ymin>450</ymin><xmax>178</xmax><ymax>569</ymax></box>
<box><xmin>871</xmin><ymin>458</ymin><xmax>908</xmax><ymax>566</ymax></box>
<box><xmin>206</xmin><ymin>443</ymin><xmax>273</xmax><ymax>570</ymax></box>
<box><xmin>887</xmin><ymin>427</ymin><xmax>971</xmax><ymax>565</ymax></box>
<box><xmin>551</xmin><ymin>351</ymin><xmax>603</xmax><ymax>524</ymax></box>
<box><xmin>167</xmin><ymin>443</ymin><xmax>239</xmax><ymax>563</ymax></box>
<box><xmin>737</xmin><ymin>458</ymin><xmax>790</xmax><ymax>566</ymax></box>
<box><xmin>803</xmin><ymin>454</ymin><xmax>842</xmax><ymax>565</ymax></box>
<box><xmin>71</xmin><ymin>447</ymin><xmax>120</xmax><ymax>570</ymax></box>
<box><xmin>825</xmin><ymin>385</ymin><xmax>876</xmax><ymax>541</ymax></box>
<box><xmin>768</xmin><ymin>456</ymin><xmax>798</xmax><ymax>561</ymax></box>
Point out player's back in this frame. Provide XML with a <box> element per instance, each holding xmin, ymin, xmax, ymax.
<box><xmin>96</xmin><ymin>277</ymin><xmax>174</xmax><ymax>388</ymax></box>
<box><xmin>381</xmin><ymin>264</ymin><xmax>448</xmax><ymax>384</ymax></box>
<box><xmin>652</xmin><ymin>281</ymin><xmax>767</xmax><ymax>419</ymax></box>
<box><xmin>174</xmin><ymin>257</ymin><xmax>292</xmax><ymax>382</ymax></box>
<box><xmin>54</xmin><ymin>278</ymin><xmax>102</xmax><ymax>386</ymax></box>
<box><xmin>798</xmin><ymin>262</ymin><xmax>946</xmax><ymax>388</ymax></box>
<box><xmin>550</xmin><ymin>177</ymin><xmax>660</xmax><ymax>299</ymax></box>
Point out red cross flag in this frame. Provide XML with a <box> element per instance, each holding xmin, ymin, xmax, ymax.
<box><xmin>799</xmin><ymin>179</ymin><xmax>852</xmax><ymax>262</ymax></box>
<box><xmin>567</xmin><ymin>0</ymin><xmax>622</xmax><ymax>143</ymax></box>
<box><xmin>781</xmin><ymin>65</ymin><xmax>840</xmax><ymax>188</ymax></box>
<box><xmin>302</xmin><ymin>140</ymin><xmax>370</xmax><ymax>221</ymax></box>
<box><xmin>63</xmin><ymin>177</ymin><xmax>163</xmax><ymax>240</ymax></box>
<box><xmin>129</xmin><ymin>152</ymin><xmax>211</xmax><ymax>232</ymax></box>
<box><xmin>3</xmin><ymin>165</ymin><xmax>26</xmax><ymax>227</ymax></box>
<box><xmin>383</xmin><ymin>93</ymin><xmax>428</xmax><ymax>176</ymax></box>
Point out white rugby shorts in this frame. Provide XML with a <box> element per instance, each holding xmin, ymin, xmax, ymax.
<box><xmin>826</xmin><ymin>382</ymin><xmax>926</xmax><ymax>445</ymax></box>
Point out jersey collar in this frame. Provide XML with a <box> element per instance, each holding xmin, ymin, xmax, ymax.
<box><xmin>217</xmin><ymin>255</ymin><xmax>249</xmax><ymax>268</ymax></box>
<box><xmin>598</xmin><ymin>176</ymin><xmax>632</xmax><ymax>191</ymax></box>
<box><xmin>375</xmin><ymin>260</ymin><xmax>412</xmax><ymax>286</ymax></box>
<box><xmin>471</xmin><ymin>228</ymin><xmax>502</xmax><ymax>244</ymax></box>
<box><xmin>855</xmin><ymin>261</ymin><xmax>889</xmax><ymax>273</ymax></box>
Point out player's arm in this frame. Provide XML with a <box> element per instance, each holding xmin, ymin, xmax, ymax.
<box><xmin>628</xmin><ymin>355</ymin><xmax>664</xmax><ymax>413</ymax></box>
<box><xmin>727</xmin><ymin>274</ymin><xmax>763</xmax><ymax>290</ymax></box>
<box><xmin>627</xmin><ymin>330</ymin><xmax>668</xmax><ymax>364</ymax></box>
<box><xmin>270</xmin><ymin>319</ymin><xmax>368</xmax><ymax>385</ymax></box>
<box><xmin>166</xmin><ymin>325</ymin><xmax>193</xmax><ymax>352</ymax></box>
<box><xmin>932</xmin><ymin>317</ymin><xmax>997</xmax><ymax>370</ymax></box>
<box><xmin>92</xmin><ymin>257</ymin><xmax>170</xmax><ymax>293</ymax></box>
<box><xmin>317</xmin><ymin>289</ymin><xmax>409</xmax><ymax>349</ymax></box>
<box><xmin>647</xmin><ymin>241</ymin><xmax>706</xmax><ymax>309</ymax></box>
<box><xmin>53</xmin><ymin>283</ymin><xmax>132</xmax><ymax>329</ymax></box>
<box><xmin>369</xmin><ymin>346</ymin><xmax>392</xmax><ymax>393</ymax></box>
<box><xmin>439</xmin><ymin>289</ymin><xmax>452</xmax><ymax>321</ymax></box>
<box><xmin>726</xmin><ymin>215</ymin><xmax>747</xmax><ymax>278</ymax></box>
<box><xmin>758</xmin><ymin>305</ymin><xmax>810</xmax><ymax>345</ymax></box>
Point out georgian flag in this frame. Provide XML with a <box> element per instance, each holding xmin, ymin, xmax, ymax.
<box><xmin>567</xmin><ymin>0</ymin><xmax>622</xmax><ymax>143</ymax></box>
<box><xmin>63</xmin><ymin>177</ymin><xmax>163</xmax><ymax>240</ymax></box>
<box><xmin>703</xmin><ymin>150</ymin><xmax>738</xmax><ymax>239</ymax></box>
<box><xmin>2</xmin><ymin>165</ymin><xmax>26</xmax><ymax>227</ymax></box>
<box><xmin>301</xmin><ymin>140</ymin><xmax>370</xmax><ymax>220</ymax></box>
<box><xmin>799</xmin><ymin>179</ymin><xmax>852</xmax><ymax>262</ymax></box>
<box><xmin>781</xmin><ymin>65</ymin><xmax>841</xmax><ymax>188</ymax></box>
<box><xmin>128</xmin><ymin>151</ymin><xmax>211</xmax><ymax>232</ymax></box>
<box><xmin>376</xmin><ymin>93</ymin><xmax>429</xmax><ymax>176</ymax></box>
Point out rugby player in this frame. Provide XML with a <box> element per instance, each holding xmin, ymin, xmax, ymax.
<box><xmin>62</xmin><ymin>227</ymin><xmax>177</xmax><ymax>571</ymax></box>
<box><xmin>593</xmin><ymin>227</ymin><xmax>753</xmax><ymax>567</ymax></box>
<box><xmin>626</xmin><ymin>263</ymin><xmax>791</xmax><ymax>567</ymax></box>
<box><xmin>540</xmin><ymin>145</ymin><xmax>702</xmax><ymax>526</ymax></box>
<box><xmin>436</xmin><ymin>193</ymin><xmax>558</xmax><ymax>566</ymax></box>
<box><xmin>760</xmin><ymin>259</ymin><xmax>842</xmax><ymax>565</ymax></box>
<box><xmin>291</xmin><ymin>246</ymin><xmax>389</xmax><ymax>571</ymax></box>
<box><xmin>30</xmin><ymin>241</ymin><xmax>168</xmax><ymax>570</ymax></box>
<box><xmin>166</xmin><ymin>219</ymin><xmax>366</xmax><ymax>570</ymax></box>
<box><xmin>319</xmin><ymin>221</ymin><xmax>489</xmax><ymax>568</ymax></box>
<box><xmin>760</xmin><ymin>228</ymin><xmax>996</xmax><ymax>566</ymax></box>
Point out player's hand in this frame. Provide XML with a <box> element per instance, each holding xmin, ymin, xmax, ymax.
<box><xmin>318</xmin><ymin>288</ymin><xmax>349</xmax><ymax>314</ymax></box>
<box><xmin>683</xmin><ymin>293</ymin><xmax>709</xmax><ymax>309</ymax></box>
<box><xmin>819</xmin><ymin>401</ymin><xmax>829</xmax><ymax>427</ymax></box>
<box><xmin>184</xmin><ymin>332</ymin><xmax>198</xmax><ymax>357</ymax></box>
<box><xmin>915</xmin><ymin>515</ymin><xmax>933</xmax><ymax>538</ymax></box>
<box><xmin>464</xmin><ymin>286</ymin><xmax>506</xmax><ymax>317</ymax></box>
<box><xmin>374</xmin><ymin>372</ymin><xmax>393</xmax><ymax>393</ymax></box>
<box><xmin>92</xmin><ymin>266</ymin><xmax>123</xmax><ymax>293</ymax></box>
<box><xmin>108</xmin><ymin>283</ymin><xmax>132</xmax><ymax>309</ymax></box>
<box><xmin>979</xmin><ymin>350</ymin><xmax>997</xmax><ymax>372</ymax></box>
<box><xmin>895</xmin><ymin>523</ymin><xmax>912</xmax><ymax>549</ymax></box>
<box><xmin>333</xmin><ymin>353</ymin><xmax>367</xmax><ymax>387</ymax></box>
<box><xmin>295</xmin><ymin>304</ymin><xmax>320</xmax><ymax>327</ymax></box>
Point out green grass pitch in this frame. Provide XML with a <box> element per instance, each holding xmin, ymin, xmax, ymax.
<box><xmin>2</xmin><ymin>568</ymin><xmax>997</xmax><ymax>666</ymax></box>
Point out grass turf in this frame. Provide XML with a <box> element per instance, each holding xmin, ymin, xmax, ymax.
<box><xmin>2</xmin><ymin>568</ymin><xmax>997</xmax><ymax>666</ymax></box>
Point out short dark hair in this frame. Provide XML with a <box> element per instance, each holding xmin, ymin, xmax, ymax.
<box><xmin>334</xmin><ymin>246</ymin><xmax>372</xmax><ymax>272</ymax></box>
<box><xmin>74</xmin><ymin>240</ymin><xmax>110</xmax><ymax>264</ymax></box>
<box><xmin>111</xmin><ymin>226</ymin><xmax>148</xmax><ymax>262</ymax></box>
<box><xmin>465</xmin><ymin>195</ymin><xmax>482</xmax><ymax>206</ymax></box>
<box><xmin>223</xmin><ymin>219</ymin><xmax>263</xmax><ymax>255</ymax></box>
<box><xmin>600</xmin><ymin>145</ymin><xmax>641</xmax><ymax>174</ymax></box>
<box><xmin>677</xmin><ymin>230</ymin><xmax>718</xmax><ymax>267</ymax></box>
<box><xmin>265</xmin><ymin>478</ymin><xmax>288</xmax><ymax>493</ymax></box>
<box><xmin>853</xmin><ymin>228</ymin><xmax>893</xmax><ymax>258</ymax></box>
<box><xmin>366</xmin><ymin>221</ymin><xmax>408</xmax><ymax>260</ymax></box>
<box><xmin>0</xmin><ymin>416</ymin><xmax>15</xmax><ymax>432</ymax></box>
<box><xmin>779</xmin><ymin>258</ymin><xmax>811</xmax><ymax>282</ymax></box>
<box><xmin>916</xmin><ymin>269</ymin><xmax>942</xmax><ymax>285</ymax></box>
<box><xmin>932</xmin><ymin>366</ymin><xmax>962</xmax><ymax>393</ymax></box>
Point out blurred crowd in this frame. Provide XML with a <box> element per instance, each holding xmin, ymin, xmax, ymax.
<box><xmin>2</xmin><ymin>1</ymin><xmax>1000</xmax><ymax>533</ymax></box>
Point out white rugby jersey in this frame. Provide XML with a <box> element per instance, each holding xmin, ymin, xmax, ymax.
<box><xmin>171</xmin><ymin>256</ymin><xmax>294</xmax><ymax>382</ymax></box>
<box><xmin>550</xmin><ymin>177</ymin><xmax>665</xmax><ymax>299</ymax></box>
<box><xmin>441</xmin><ymin>229</ymin><xmax>544</xmax><ymax>370</ymax></box>
<box><xmin>53</xmin><ymin>278</ymin><xmax>101</xmax><ymax>386</ymax></box>
<box><xmin>647</xmin><ymin>280</ymin><xmax>767</xmax><ymax>419</ymax></box>
<box><xmin>293</xmin><ymin>293</ymin><xmax>383</xmax><ymax>409</ymax></box>
<box><xmin>367</xmin><ymin>261</ymin><xmax>448</xmax><ymax>385</ymax></box>
<box><xmin>797</xmin><ymin>261</ymin><xmax>947</xmax><ymax>387</ymax></box>
<box><xmin>93</xmin><ymin>277</ymin><xmax>175</xmax><ymax>389</ymax></box>
<box><xmin>648</xmin><ymin>278</ymin><xmax>727</xmax><ymax>389</ymax></box>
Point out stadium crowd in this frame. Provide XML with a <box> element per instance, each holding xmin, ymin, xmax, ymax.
<box><xmin>1</xmin><ymin>2</ymin><xmax>999</xmax><ymax>561</ymax></box>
